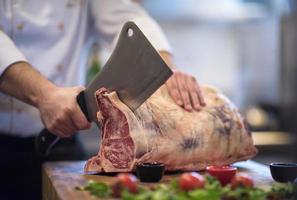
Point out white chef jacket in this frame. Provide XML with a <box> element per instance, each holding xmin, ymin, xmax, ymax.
<box><xmin>0</xmin><ymin>0</ymin><xmax>171</xmax><ymax>137</ymax></box>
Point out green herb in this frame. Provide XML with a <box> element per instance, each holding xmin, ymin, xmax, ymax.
<box><xmin>221</xmin><ymin>187</ymin><xmax>266</xmax><ymax>200</ymax></box>
<box><xmin>77</xmin><ymin>178</ymin><xmax>294</xmax><ymax>200</ymax></box>
<box><xmin>267</xmin><ymin>183</ymin><xmax>294</xmax><ymax>199</ymax></box>
<box><xmin>76</xmin><ymin>180</ymin><xmax>112</xmax><ymax>198</ymax></box>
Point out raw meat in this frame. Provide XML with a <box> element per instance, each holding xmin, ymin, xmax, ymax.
<box><xmin>85</xmin><ymin>85</ymin><xmax>257</xmax><ymax>173</ymax></box>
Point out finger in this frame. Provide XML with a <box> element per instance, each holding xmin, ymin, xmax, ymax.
<box><xmin>190</xmin><ymin>91</ymin><xmax>201</xmax><ymax>111</ymax></box>
<box><xmin>57</xmin><ymin>122</ymin><xmax>75</xmax><ymax>137</ymax></box>
<box><xmin>51</xmin><ymin>126</ymin><xmax>69</xmax><ymax>138</ymax></box>
<box><xmin>185</xmin><ymin>78</ymin><xmax>201</xmax><ymax>111</ymax></box>
<box><xmin>166</xmin><ymin>76</ymin><xmax>183</xmax><ymax>106</ymax></box>
<box><xmin>71</xmin><ymin>104</ymin><xmax>91</xmax><ymax>130</ymax></box>
<box><xmin>54</xmin><ymin>114</ymin><xmax>76</xmax><ymax>137</ymax></box>
<box><xmin>175</xmin><ymin>73</ymin><xmax>192</xmax><ymax>111</ymax></box>
<box><xmin>56</xmin><ymin>129</ymin><xmax>68</xmax><ymax>138</ymax></box>
<box><xmin>194</xmin><ymin>80</ymin><xmax>206</xmax><ymax>106</ymax></box>
<box><xmin>45</xmin><ymin>120</ymin><xmax>70</xmax><ymax>138</ymax></box>
<box><xmin>73</xmin><ymin>86</ymin><xmax>85</xmax><ymax>94</ymax></box>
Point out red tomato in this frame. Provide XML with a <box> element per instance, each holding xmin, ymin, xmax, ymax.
<box><xmin>231</xmin><ymin>173</ymin><xmax>254</xmax><ymax>189</ymax></box>
<box><xmin>206</xmin><ymin>165</ymin><xmax>237</xmax><ymax>186</ymax></box>
<box><xmin>178</xmin><ymin>172</ymin><xmax>205</xmax><ymax>191</ymax></box>
<box><xmin>116</xmin><ymin>173</ymin><xmax>138</xmax><ymax>193</ymax></box>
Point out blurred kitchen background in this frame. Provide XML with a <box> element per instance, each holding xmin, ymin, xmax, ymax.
<box><xmin>79</xmin><ymin>0</ymin><xmax>297</xmax><ymax>165</ymax></box>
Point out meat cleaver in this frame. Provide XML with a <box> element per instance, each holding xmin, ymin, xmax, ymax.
<box><xmin>35</xmin><ymin>21</ymin><xmax>173</xmax><ymax>156</ymax></box>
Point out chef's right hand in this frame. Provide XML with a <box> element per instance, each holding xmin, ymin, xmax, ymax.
<box><xmin>37</xmin><ymin>86</ymin><xmax>91</xmax><ymax>137</ymax></box>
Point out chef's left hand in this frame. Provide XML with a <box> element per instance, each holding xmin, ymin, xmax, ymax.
<box><xmin>160</xmin><ymin>52</ymin><xmax>206</xmax><ymax>111</ymax></box>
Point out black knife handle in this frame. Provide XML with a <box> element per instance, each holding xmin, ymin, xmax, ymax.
<box><xmin>35</xmin><ymin>90</ymin><xmax>90</xmax><ymax>156</ymax></box>
<box><xmin>35</xmin><ymin>128</ymin><xmax>60</xmax><ymax>157</ymax></box>
<box><xmin>76</xmin><ymin>90</ymin><xmax>90</xmax><ymax>122</ymax></box>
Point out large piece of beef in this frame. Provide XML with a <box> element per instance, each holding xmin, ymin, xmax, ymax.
<box><xmin>85</xmin><ymin>85</ymin><xmax>257</xmax><ymax>173</ymax></box>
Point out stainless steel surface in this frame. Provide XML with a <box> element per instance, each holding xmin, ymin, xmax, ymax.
<box><xmin>84</xmin><ymin>21</ymin><xmax>173</xmax><ymax>122</ymax></box>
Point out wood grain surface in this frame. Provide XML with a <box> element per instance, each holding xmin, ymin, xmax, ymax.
<box><xmin>42</xmin><ymin>160</ymin><xmax>274</xmax><ymax>200</ymax></box>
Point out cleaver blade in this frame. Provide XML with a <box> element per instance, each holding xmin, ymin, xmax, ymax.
<box><xmin>82</xmin><ymin>21</ymin><xmax>173</xmax><ymax>122</ymax></box>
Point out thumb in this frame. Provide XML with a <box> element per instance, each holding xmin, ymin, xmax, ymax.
<box><xmin>73</xmin><ymin>86</ymin><xmax>85</xmax><ymax>94</ymax></box>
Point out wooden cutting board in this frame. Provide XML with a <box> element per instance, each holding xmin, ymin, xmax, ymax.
<box><xmin>42</xmin><ymin>160</ymin><xmax>274</xmax><ymax>200</ymax></box>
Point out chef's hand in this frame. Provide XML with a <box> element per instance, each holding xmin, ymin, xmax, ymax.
<box><xmin>0</xmin><ymin>62</ymin><xmax>90</xmax><ymax>138</ymax></box>
<box><xmin>37</xmin><ymin>86</ymin><xmax>91</xmax><ymax>137</ymax></box>
<box><xmin>160</xmin><ymin>52</ymin><xmax>206</xmax><ymax>111</ymax></box>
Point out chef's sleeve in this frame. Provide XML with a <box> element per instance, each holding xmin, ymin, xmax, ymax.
<box><xmin>0</xmin><ymin>31</ymin><xmax>27</xmax><ymax>76</ymax></box>
<box><xmin>90</xmin><ymin>0</ymin><xmax>171</xmax><ymax>53</ymax></box>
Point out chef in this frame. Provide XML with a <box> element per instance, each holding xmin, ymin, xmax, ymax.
<box><xmin>0</xmin><ymin>0</ymin><xmax>205</xmax><ymax>199</ymax></box>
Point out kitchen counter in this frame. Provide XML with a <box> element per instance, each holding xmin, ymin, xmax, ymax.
<box><xmin>42</xmin><ymin>160</ymin><xmax>273</xmax><ymax>200</ymax></box>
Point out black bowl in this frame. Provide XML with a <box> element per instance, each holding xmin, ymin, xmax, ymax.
<box><xmin>270</xmin><ymin>163</ymin><xmax>297</xmax><ymax>183</ymax></box>
<box><xmin>136</xmin><ymin>162</ymin><xmax>165</xmax><ymax>183</ymax></box>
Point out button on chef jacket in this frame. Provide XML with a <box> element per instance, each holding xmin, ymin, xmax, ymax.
<box><xmin>0</xmin><ymin>0</ymin><xmax>171</xmax><ymax>137</ymax></box>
